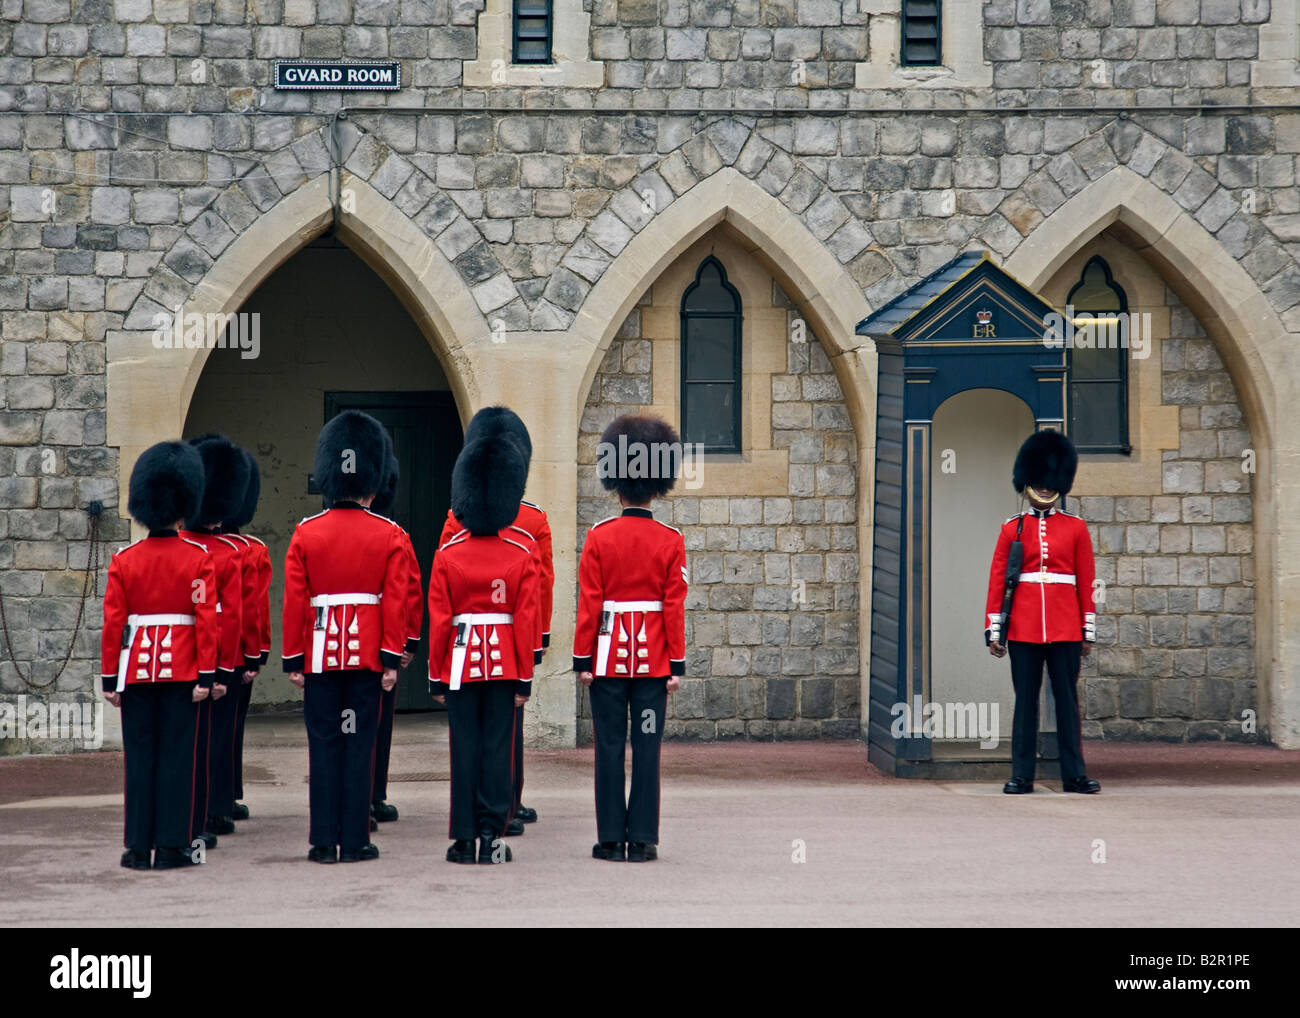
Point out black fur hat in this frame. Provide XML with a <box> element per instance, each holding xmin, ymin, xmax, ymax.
<box><xmin>227</xmin><ymin>448</ymin><xmax>260</xmax><ymax>530</ymax></box>
<box><xmin>598</xmin><ymin>413</ymin><xmax>681</xmax><ymax>503</ymax></box>
<box><xmin>1013</xmin><ymin>430</ymin><xmax>1078</xmax><ymax>496</ymax></box>
<box><xmin>450</xmin><ymin>437</ymin><xmax>526</xmax><ymax>536</ymax></box>
<box><xmin>187</xmin><ymin>435</ymin><xmax>252</xmax><ymax>528</ymax></box>
<box><xmin>464</xmin><ymin>406</ymin><xmax>532</xmax><ymax>472</ymax></box>
<box><xmin>372</xmin><ymin>451</ymin><xmax>400</xmax><ymax>518</ymax></box>
<box><xmin>313</xmin><ymin>410</ymin><xmax>388</xmax><ymax>502</ymax></box>
<box><xmin>128</xmin><ymin>441</ymin><xmax>205</xmax><ymax>532</ymax></box>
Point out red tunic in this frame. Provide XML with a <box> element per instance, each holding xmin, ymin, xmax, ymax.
<box><xmin>573</xmin><ymin>508</ymin><xmax>688</xmax><ymax>678</ymax></box>
<box><xmin>426</xmin><ymin>531</ymin><xmax>539</xmax><ymax>696</ymax></box>
<box><xmin>100</xmin><ymin>532</ymin><xmax>219</xmax><ymax>692</ymax></box>
<box><xmin>181</xmin><ymin>528</ymin><xmax>245</xmax><ymax>681</ymax></box>
<box><xmin>281</xmin><ymin>504</ymin><xmax>412</xmax><ymax>674</ymax></box>
<box><xmin>440</xmin><ymin>499</ymin><xmax>553</xmax><ymax>648</ymax></box>
<box><xmin>243</xmin><ymin>534</ymin><xmax>273</xmax><ymax>665</ymax></box>
<box><xmin>225</xmin><ymin>533</ymin><xmax>263</xmax><ymax>671</ymax></box>
<box><xmin>984</xmin><ymin>507</ymin><xmax>1097</xmax><ymax>645</ymax></box>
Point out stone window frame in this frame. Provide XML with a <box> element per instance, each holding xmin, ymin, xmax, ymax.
<box><xmin>680</xmin><ymin>255</ymin><xmax>744</xmax><ymax>456</ymax></box>
<box><xmin>1254</xmin><ymin>0</ymin><xmax>1300</xmax><ymax>88</ymax></box>
<box><xmin>463</xmin><ymin>0</ymin><xmax>604</xmax><ymax>88</ymax></box>
<box><xmin>1066</xmin><ymin>255</ymin><xmax>1133</xmax><ymax>456</ymax></box>
<box><xmin>855</xmin><ymin>0</ymin><xmax>992</xmax><ymax>90</ymax></box>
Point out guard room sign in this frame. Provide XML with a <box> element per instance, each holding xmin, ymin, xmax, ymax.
<box><xmin>274</xmin><ymin>60</ymin><xmax>401</xmax><ymax>91</ymax></box>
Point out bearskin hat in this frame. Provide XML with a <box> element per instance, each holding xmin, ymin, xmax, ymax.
<box><xmin>313</xmin><ymin>410</ymin><xmax>388</xmax><ymax>503</ymax></box>
<box><xmin>187</xmin><ymin>434</ymin><xmax>252</xmax><ymax>529</ymax></box>
<box><xmin>1012</xmin><ymin>429</ymin><xmax>1078</xmax><ymax>496</ymax></box>
<box><xmin>128</xmin><ymin>441</ymin><xmax>205</xmax><ymax>532</ymax></box>
<box><xmin>227</xmin><ymin>448</ymin><xmax>260</xmax><ymax>530</ymax></box>
<box><xmin>372</xmin><ymin>451</ymin><xmax>400</xmax><ymax>518</ymax></box>
<box><xmin>450</xmin><ymin>437</ymin><xmax>527</xmax><ymax>536</ymax></box>
<box><xmin>598</xmin><ymin>413</ymin><xmax>681</xmax><ymax>504</ymax></box>
<box><xmin>464</xmin><ymin>406</ymin><xmax>532</xmax><ymax>472</ymax></box>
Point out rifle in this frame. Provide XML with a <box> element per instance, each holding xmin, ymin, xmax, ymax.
<box><xmin>995</xmin><ymin>515</ymin><xmax>1026</xmax><ymax>645</ymax></box>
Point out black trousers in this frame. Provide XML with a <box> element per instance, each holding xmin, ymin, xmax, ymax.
<box><xmin>511</xmin><ymin>704</ymin><xmax>525</xmax><ymax>814</ymax></box>
<box><xmin>190</xmin><ymin>694</ymin><xmax>212</xmax><ymax>837</ymax></box>
<box><xmin>122</xmin><ymin>682</ymin><xmax>199</xmax><ymax>852</ymax></box>
<box><xmin>589</xmin><ymin>676</ymin><xmax>668</xmax><ymax>845</ymax></box>
<box><xmin>303</xmin><ymin>670</ymin><xmax>382</xmax><ymax>851</ymax></box>
<box><xmin>232</xmin><ymin>678</ymin><xmax>253</xmax><ymax>801</ymax></box>
<box><xmin>207</xmin><ymin>679</ymin><xmax>240</xmax><ymax>819</ymax></box>
<box><xmin>1009</xmin><ymin>640</ymin><xmax>1086</xmax><ymax>782</ymax></box>
<box><xmin>445</xmin><ymin>681</ymin><xmax>517</xmax><ymax>842</ymax></box>
<box><xmin>371</xmin><ymin>683</ymin><xmax>396</xmax><ymax>805</ymax></box>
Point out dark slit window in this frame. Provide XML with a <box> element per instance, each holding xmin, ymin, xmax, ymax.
<box><xmin>1067</xmin><ymin>255</ymin><xmax>1131</xmax><ymax>455</ymax></box>
<box><xmin>513</xmin><ymin>0</ymin><xmax>554</xmax><ymax>64</ymax></box>
<box><xmin>680</xmin><ymin>256</ymin><xmax>742</xmax><ymax>455</ymax></box>
<box><xmin>901</xmin><ymin>1</ymin><xmax>942</xmax><ymax>66</ymax></box>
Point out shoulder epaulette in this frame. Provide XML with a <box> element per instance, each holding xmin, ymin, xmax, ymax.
<box><xmin>1057</xmin><ymin>509</ymin><xmax>1081</xmax><ymax>519</ymax></box>
<box><xmin>298</xmin><ymin>509</ymin><xmax>329</xmax><ymax>526</ymax></box>
<box><xmin>180</xmin><ymin>536</ymin><xmax>209</xmax><ymax>553</ymax></box>
<box><xmin>438</xmin><ymin>532</ymin><xmax>469</xmax><ymax>553</ymax></box>
<box><xmin>114</xmin><ymin>538</ymin><xmax>145</xmax><ymax>557</ymax></box>
<box><xmin>653</xmin><ymin>519</ymin><xmax>683</xmax><ymax>535</ymax></box>
<box><xmin>363</xmin><ymin>507</ymin><xmax>398</xmax><ymax>526</ymax></box>
<box><xmin>590</xmin><ymin>515</ymin><xmax>619</xmax><ymax>530</ymax></box>
<box><xmin>520</xmin><ymin>499</ymin><xmax>545</xmax><ymax>514</ymax></box>
<box><xmin>508</xmin><ymin>524</ymin><xmax>535</xmax><ymax>542</ymax></box>
<box><xmin>502</xmin><ymin>536</ymin><xmax>531</xmax><ymax>555</ymax></box>
<box><xmin>215</xmin><ymin>535</ymin><xmax>242</xmax><ymax>551</ymax></box>
<box><xmin>245</xmin><ymin>534</ymin><xmax>267</xmax><ymax>547</ymax></box>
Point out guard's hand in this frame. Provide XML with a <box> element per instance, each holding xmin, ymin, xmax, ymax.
<box><xmin>400</xmin><ymin>651</ymin><xmax>414</xmax><ymax>668</ymax></box>
<box><xmin>104</xmin><ymin>691</ymin><xmax>121</xmax><ymax>708</ymax></box>
<box><xmin>989</xmin><ymin>641</ymin><xmax>1006</xmax><ymax>658</ymax></box>
<box><xmin>578</xmin><ymin>670</ymin><xmax>594</xmax><ymax>687</ymax></box>
<box><xmin>1082</xmin><ymin>642</ymin><xmax>1092</xmax><ymax>658</ymax></box>
<box><xmin>288</xmin><ymin>671</ymin><xmax>305</xmax><ymax>689</ymax></box>
<box><xmin>381</xmin><ymin>667</ymin><xmax>398</xmax><ymax>691</ymax></box>
<box><xmin>432</xmin><ymin>694</ymin><xmax>446</xmax><ymax>705</ymax></box>
<box><xmin>244</xmin><ymin>669</ymin><xmax>258</xmax><ymax>682</ymax></box>
<box><xmin>212</xmin><ymin>682</ymin><xmax>227</xmax><ymax>700</ymax></box>
<box><xmin>192</xmin><ymin>685</ymin><xmax>210</xmax><ymax>702</ymax></box>
<box><xmin>514</xmin><ymin>694</ymin><xmax>529</xmax><ymax>708</ymax></box>
<box><xmin>666</xmin><ymin>676</ymin><xmax>681</xmax><ymax>694</ymax></box>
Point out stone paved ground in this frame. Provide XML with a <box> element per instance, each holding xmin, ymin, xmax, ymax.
<box><xmin>1</xmin><ymin>715</ymin><xmax>1297</xmax><ymax>927</ymax></box>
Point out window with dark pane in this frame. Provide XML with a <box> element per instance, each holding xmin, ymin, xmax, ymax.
<box><xmin>680</xmin><ymin>256</ymin><xmax>742</xmax><ymax>454</ymax></box>
<box><xmin>513</xmin><ymin>0</ymin><xmax>554</xmax><ymax>64</ymax></box>
<box><xmin>901</xmin><ymin>1</ymin><xmax>942</xmax><ymax>66</ymax></box>
<box><xmin>1066</xmin><ymin>255</ymin><xmax>1131</xmax><ymax>454</ymax></box>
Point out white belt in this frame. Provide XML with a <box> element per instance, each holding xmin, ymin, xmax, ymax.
<box><xmin>310</xmin><ymin>594</ymin><xmax>381</xmax><ymax>672</ymax></box>
<box><xmin>449</xmin><ymin>613</ymin><xmax>515</xmax><ymax>691</ymax></box>
<box><xmin>596</xmin><ymin>601</ymin><xmax>664</xmax><ymax>675</ymax></box>
<box><xmin>1018</xmin><ymin>572</ymin><xmax>1076</xmax><ymax>585</ymax></box>
<box><xmin>117</xmin><ymin>615</ymin><xmax>196</xmax><ymax>691</ymax></box>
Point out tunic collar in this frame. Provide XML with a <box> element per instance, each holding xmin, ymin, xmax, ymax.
<box><xmin>148</xmin><ymin>529</ymin><xmax>178</xmax><ymax>538</ymax></box>
<box><xmin>621</xmin><ymin>507</ymin><xmax>653</xmax><ymax>519</ymax></box>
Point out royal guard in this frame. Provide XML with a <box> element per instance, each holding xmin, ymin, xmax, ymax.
<box><xmin>428</xmin><ymin>436</ymin><xmax>539</xmax><ymax>865</ymax></box>
<box><xmin>984</xmin><ymin>430</ymin><xmax>1101</xmax><ymax>795</ymax></box>
<box><xmin>438</xmin><ymin>407</ymin><xmax>553</xmax><ymax>834</ymax></box>
<box><xmin>223</xmin><ymin>447</ymin><xmax>271</xmax><ymax>822</ymax></box>
<box><xmin>574</xmin><ymin>414</ymin><xmax>687</xmax><ymax>863</ymax></box>
<box><xmin>283</xmin><ymin>410</ymin><xmax>409</xmax><ymax>864</ymax></box>
<box><xmin>368</xmin><ymin>449</ymin><xmax>424</xmax><ymax>830</ymax></box>
<box><xmin>182</xmin><ymin>435</ymin><xmax>251</xmax><ymax>845</ymax></box>
<box><xmin>102</xmin><ymin>441</ymin><xmax>218</xmax><ymax>870</ymax></box>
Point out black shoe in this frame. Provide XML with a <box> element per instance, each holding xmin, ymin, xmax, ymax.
<box><xmin>479</xmin><ymin>835</ymin><xmax>512</xmax><ymax>864</ymax></box>
<box><xmin>340</xmin><ymin>843</ymin><xmax>380</xmax><ymax>862</ymax></box>
<box><xmin>371</xmin><ymin>801</ymin><xmax>398</xmax><ymax>822</ymax></box>
<box><xmin>369</xmin><ymin>816</ymin><xmax>378</xmax><ymax>832</ymax></box>
<box><xmin>120</xmin><ymin>849</ymin><xmax>151</xmax><ymax>871</ymax></box>
<box><xmin>516</xmin><ymin>804</ymin><xmax>538</xmax><ymax>824</ymax></box>
<box><xmin>232</xmin><ymin>802</ymin><xmax>250</xmax><ymax>821</ymax></box>
<box><xmin>153</xmin><ymin>846</ymin><xmax>200</xmax><ymax>869</ymax></box>
<box><xmin>307</xmin><ymin>845</ymin><xmax>338</xmax><ymax>864</ymax></box>
<box><xmin>446</xmin><ymin>839</ymin><xmax>477</xmax><ymax>864</ymax></box>
<box><xmin>197</xmin><ymin>830</ymin><xmax>218</xmax><ymax>849</ymax></box>
<box><xmin>1062</xmin><ymin>776</ymin><xmax>1101</xmax><ymax>794</ymax></box>
<box><xmin>1003</xmin><ymin>777</ymin><xmax>1034</xmax><ymax>794</ymax></box>
<box><xmin>207</xmin><ymin>815</ymin><xmax>236</xmax><ymax>835</ymax></box>
<box><xmin>503</xmin><ymin>818</ymin><xmax>525</xmax><ymax>837</ymax></box>
<box><xmin>626</xmin><ymin>842</ymin><xmax>658</xmax><ymax>862</ymax></box>
<box><xmin>592</xmin><ymin>841</ymin><xmax>625</xmax><ymax>861</ymax></box>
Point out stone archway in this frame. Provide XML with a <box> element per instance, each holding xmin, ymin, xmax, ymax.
<box><xmin>1004</xmin><ymin>165</ymin><xmax>1298</xmax><ymax>748</ymax></box>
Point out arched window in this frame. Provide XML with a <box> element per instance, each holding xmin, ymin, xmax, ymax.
<box><xmin>1066</xmin><ymin>255</ymin><xmax>1131</xmax><ymax>454</ymax></box>
<box><xmin>680</xmin><ymin>256</ymin><xmax>742</xmax><ymax>454</ymax></box>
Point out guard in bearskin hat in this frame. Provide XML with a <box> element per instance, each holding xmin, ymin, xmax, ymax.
<box><xmin>984</xmin><ymin>429</ymin><xmax>1100</xmax><ymax>795</ymax></box>
<box><xmin>221</xmin><ymin>447</ymin><xmax>272</xmax><ymax>822</ymax></box>
<box><xmin>574</xmin><ymin>413</ymin><xmax>688</xmax><ymax>862</ymax></box>
<box><xmin>438</xmin><ymin>406</ymin><xmax>553</xmax><ymax>834</ymax></box>
<box><xmin>102</xmin><ymin>441</ymin><xmax>219</xmax><ymax>870</ymax></box>
<box><xmin>182</xmin><ymin>435</ymin><xmax>252</xmax><ymax>844</ymax></box>
<box><xmin>368</xmin><ymin>448</ymin><xmax>424</xmax><ymax>829</ymax></box>
<box><xmin>284</xmin><ymin>410</ymin><xmax>410</xmax><ymax>863</ymax></box>
<box><xmin>428</xmin><ymin>436</ymin><xmax>539</xmax><ymax>864</ymax></box>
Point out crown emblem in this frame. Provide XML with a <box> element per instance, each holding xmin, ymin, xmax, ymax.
<box><xmin>976</xmin><ymin>310</ymin><xmax>992</xmax><ymax>325</ymax></box>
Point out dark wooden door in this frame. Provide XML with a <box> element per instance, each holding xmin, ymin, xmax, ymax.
<box><xmin>324</xmin><ymin>391</ymin><xmax>462</xmax><ymax>711</ymax></box>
